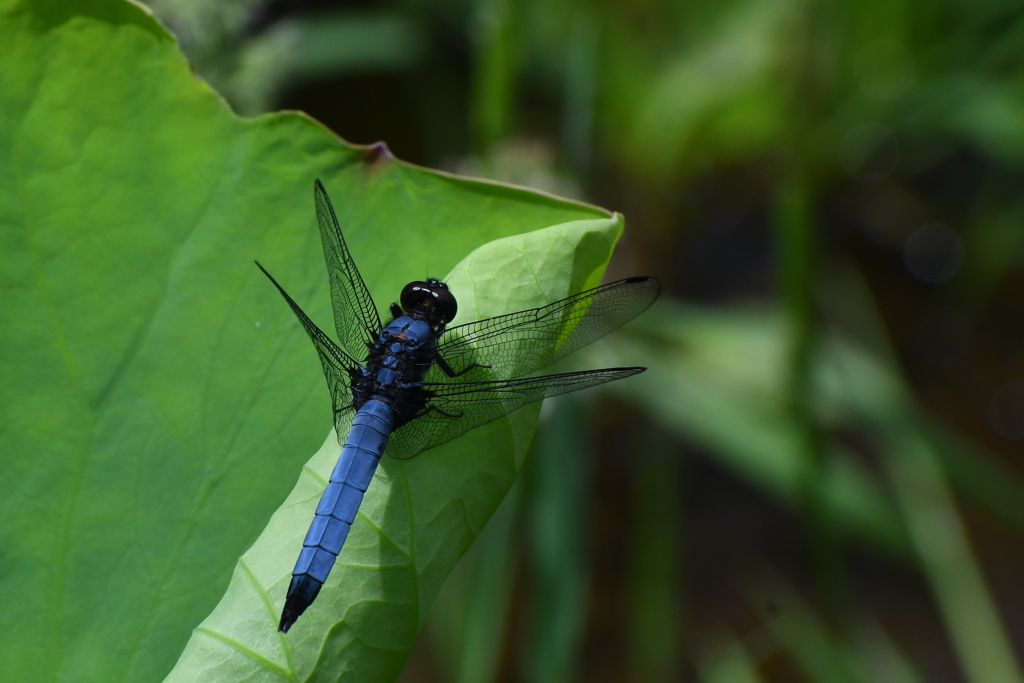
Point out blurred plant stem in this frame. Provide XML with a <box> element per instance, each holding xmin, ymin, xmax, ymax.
<box><xmin>456</xmin><ymin>478</ymin><xmax>522</xmax><ymax>683</ymax></box>
<box><xmin>561</xmin><ymin>10</ymin><xmax>599</xmax><ymax>184</ymax></box>
<box><xmin>882</xmin><ymin>424</ymin><xmax>1024</xmax><ymax>683</ymax></box>
<box><xmin>523</xmin><ymin>396</ymin><xmax>592</xmax><ymax>683</ymax></box>
<box><xmin>749</xmin><ymin>572</ymin><xmax>920</xmax><ymax>683</ymax></box>
<box><xmin>775</xmin><ymin>168</ymin><xmax>849</xmax><ymax>621</ymax></box>
<box><xmin>471</xmin><ymin>0</ymin><xmax>519</xmax><ymax>154</ymax></box>
<box><xmin>627</xmin><ymin>431</ymin><xmax>683</xmax><ymax>683</ymax></box>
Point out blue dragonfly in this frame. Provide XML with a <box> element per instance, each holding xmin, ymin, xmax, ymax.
<box><xmin>258</xmin><ymin>180</ymin><xmax>659</xmax><ymax>633</ymax></box>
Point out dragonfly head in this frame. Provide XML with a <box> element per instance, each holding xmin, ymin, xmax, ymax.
<box><xmin>401</xmin><ymin>278</ymin><xmax>457</xmax><ymax>325</ymax></box>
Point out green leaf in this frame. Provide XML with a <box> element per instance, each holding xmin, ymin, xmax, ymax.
<box><xmin>0</xmin><ymin>1</ymin><xmax>622</xmax><ymax>680</ymax></box>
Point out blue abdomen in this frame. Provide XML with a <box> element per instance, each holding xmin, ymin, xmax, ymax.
<box><xmin>278</xmin><ymin>398</ymin><xmax>394</xmax><ymax>632</ymax></box>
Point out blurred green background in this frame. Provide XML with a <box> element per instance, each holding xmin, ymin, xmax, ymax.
<box><xmin>150</xmin><ymin>0</ymin><xmax>1024</xmax><ymax>681</ymax></box>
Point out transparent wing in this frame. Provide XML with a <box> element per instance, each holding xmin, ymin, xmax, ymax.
<box><xmin>385</xmin><ymin>367</ymin><xmax>644</xmax><ymax>460</ymax></box>
<box><xmin>431</xmin><ymin>276</ymin><xmax>660</xmax><ymax>383</ymax></box>
<box><xmin>314</xmin><ymin>179</ymin><xmax>382</xmax><ymax>362</ymax></box>
<box><xmin>257</xmin><ymin>262</ymin><xmax>358</xmax><ymax>444</ymax></box>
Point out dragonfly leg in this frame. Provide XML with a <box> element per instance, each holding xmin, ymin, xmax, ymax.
<box><xmin>435</xmin><ymin>355</ymin><xmax>490</xmax><ymax>378</ymax></box>
<box><xmin>423</xmin><ymin>403</ymin><xmax>463</xmax><ymax>419</ymax></box>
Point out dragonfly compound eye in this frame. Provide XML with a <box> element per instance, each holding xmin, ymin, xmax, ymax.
<box><xmin>401</xmin><ymin>279</ymin><xmax>458</xmax><ymax>324</ymax></box>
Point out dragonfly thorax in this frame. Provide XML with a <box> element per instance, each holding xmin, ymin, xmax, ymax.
<box><xmin>349</xmin><ymin>315</ymin><xmax>436</xmax><ymax>422</ymax></box>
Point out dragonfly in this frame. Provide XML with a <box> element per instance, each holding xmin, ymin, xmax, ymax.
<box><xmin>258</xmin><ymin>179</ymin><xmax>660</xmax><ymax>633</ymax></box>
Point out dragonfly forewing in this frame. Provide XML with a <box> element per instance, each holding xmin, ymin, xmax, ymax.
<box><xmin>314</xmin><ymin>179</ymin><xmax>382</xmax><ymax>362</ymax></box>
<box><xmin>431</xmin><ymin>276</ymin><xmax>660</xmax><ymax>384</ymax></box>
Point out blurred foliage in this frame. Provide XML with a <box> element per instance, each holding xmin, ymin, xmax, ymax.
<box><xmin>103</xmin><ymin>0</ymin><xmax>1024</xmax><ymax>680</ymax></box>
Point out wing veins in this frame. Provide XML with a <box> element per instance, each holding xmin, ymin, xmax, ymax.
<box><xmin>314</xmin><ymin>179</ymin><xmax>382</xmax><ymax>362</ymax></box>
<box><xmin>256</xmin><ymin>261</ymin><xmax>358</xmax><ymax>438</ymax></box>
<box><xmin>433</xmin><ymin>276</ymin><xmax>660</xmax><ymax>383</ymax></box>
<box><xmin>385</xmin><ymin>367</ymin><xmax>644</xmax><ymax>459</ymax></box>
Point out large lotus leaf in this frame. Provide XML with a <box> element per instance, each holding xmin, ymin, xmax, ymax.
<box><xmin>0</xmin><ymin>1</ymin><xmax>620</xmax><ymax>681</ymax></box>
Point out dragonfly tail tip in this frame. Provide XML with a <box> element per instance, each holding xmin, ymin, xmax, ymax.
<box><xmin>278</xmin><ymin>574</ymin><xmax>323</xmax><ymax>633</ymax></box>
